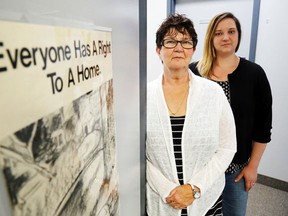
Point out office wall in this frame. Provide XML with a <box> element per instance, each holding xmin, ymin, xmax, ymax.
<box><xmin>147</xmin><ymin>0</ymin><xmax>167</xmax><ymax>82</ymax></box>
<box><xmin>255</xmin><ymin>0</ymin><xmax>288</xmax><ymax>182</ymax></box>
<box><xmin>176</xmin><ymin>0</ymin><xmax>253</xmax><ymax>62</ymax></box>
<box><xmin>147</xmin><ymin>0</ymin><xmax>288</xmax><ymax>182</ymax></box>
<box><xmin>0</xmin><ymin>0</ymin><xmax>142</xmax><ymax>215</ymax></box>
<box><xmin>176</xmin><ymin>0</ymin><xmax>288</xmax><ymax>182</ymax></box>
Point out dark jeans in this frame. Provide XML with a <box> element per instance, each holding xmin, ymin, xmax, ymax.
<box><xmin>222</xmin><ymin>169</ymin><xmax>248</xmax><ymax>216</ymax></box>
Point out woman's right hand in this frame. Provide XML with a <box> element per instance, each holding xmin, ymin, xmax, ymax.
<box><xmin>165</xmin><ymin>184</ymin><xmax>194</xmax><ymax>209</ymax></box>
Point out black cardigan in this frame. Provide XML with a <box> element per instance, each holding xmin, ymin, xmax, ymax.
<box><xmin>189</xmin><ymin>58</ymin><xmax>272</xmax><ymax>164</ymax></box>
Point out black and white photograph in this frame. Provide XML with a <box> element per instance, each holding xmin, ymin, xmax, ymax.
<box><xmin>0</xmin><ymin>79</ymin><xmax>118</xmax><ymax>216</ymax></box>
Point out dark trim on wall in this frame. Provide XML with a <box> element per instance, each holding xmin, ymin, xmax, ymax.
<box><xmin>249</xmin><ymin>0</ymin><xmax>261</xmax><ymax>62</ymax></box>
<box><xmin>258</xmin><ymin>174</ymin><xmax>288</xmax><ymax>192</ymax></box>
<box><xmin>167</xmin><ymin>0</ymin><xmax>176</xmax><ymax>15</ymax></box>
<box><xmin>139</xmin><ymin>0</ymin><xmax>147</xmax><ymax>215</ymax></box>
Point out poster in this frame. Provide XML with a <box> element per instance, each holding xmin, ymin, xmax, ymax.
<box><xmin>0</xmin><ymin>21</ymin><xmax>119</xmax><ymax>216</ymax></box>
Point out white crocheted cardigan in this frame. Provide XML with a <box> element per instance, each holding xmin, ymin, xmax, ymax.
<box><xmin>146</xmin><ymin>71</ymin><xmax>236</xmax><ymax>216</ymax></box>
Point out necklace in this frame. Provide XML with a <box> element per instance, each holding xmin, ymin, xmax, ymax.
<box><xmin>166</xmin><ymin>86</ymin><xmax>189</xmax><ymax>116</ymax></box>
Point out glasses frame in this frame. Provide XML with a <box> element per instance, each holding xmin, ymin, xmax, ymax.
<box><xmin>162</xmin><ymin>39</ymin><xmax>194</xmax><ymax>49</ymax></box>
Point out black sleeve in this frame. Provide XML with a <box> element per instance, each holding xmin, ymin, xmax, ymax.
<box><xmin>253</xmin><ymin>68</ymin><xmax>273</xmax><ymax>143</ymax></box>
<box><xmin>189</xmin><ymin>61</ymin><xmax>201</xmax><ymax>76</ymax></box>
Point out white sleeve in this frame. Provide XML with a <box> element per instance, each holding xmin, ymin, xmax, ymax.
<box><xmin>187</xmin><ymin>92</ymin><xmax>236</xmax><ymax>195</ymax></box>
<box><xmin>146</xmin><ymin>160</ymin><xmax>178</xmax><ymax>203</ymax></box>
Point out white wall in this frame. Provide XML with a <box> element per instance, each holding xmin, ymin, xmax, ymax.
<box><xmin>147</xmin><ymin>0</ymin><xmax>253</xmax><ymax>82</ymax></box>
<box><xmin>147</xmin><ymin>0</ymin><xmax>167</xmax><ymax>82</ymax></box>
<box><xmin>176</xmin><ymin>0</ymin><xmax>288</xmax><ymax>182</ymax></box>
<box><xmin>255</xmin><ymin>0</ymin><xmax>288</xmax><ymax>182</ymax></box>
<box><xmin>147</xmin><ymin>0</ymin><xmax>288</xmax><ymax>182</ymax></box>
<box><xmin>176</xmin><ymin>0</ymin><xmax>253</xmax><ymax>62</ymax></box>
<box><xmin>0</xmin><ymin>0</ymin><xmax>142</xmax><ymax>215</ymax></box>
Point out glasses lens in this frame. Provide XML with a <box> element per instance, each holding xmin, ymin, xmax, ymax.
<box><xmin>181</xmin><ymin>41</ymin><xmax>193</xmax><ymax>49</ymax></box>
<box><xmin>163</xmin><ymin>39</ymin><xmax>193</xmax><ymax>49</ymax></box>
<box><xmin>163</xmin><ymin>40</ymin><xmax>177</xmax><ymax>48</ymax></box>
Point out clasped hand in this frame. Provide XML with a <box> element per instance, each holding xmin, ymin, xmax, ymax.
<box><xmin>165</xmin><ymin>184</ymin><xmax>194</xmax><ymax>209</ymax></box>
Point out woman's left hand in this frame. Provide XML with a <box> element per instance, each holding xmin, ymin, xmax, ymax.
<box><xmin>234</xmin><ymin>164</ymin><xmax>258</xmax><ymax>191</ymax></box>
<box><xmin>166</xmin><ymin>184</ymin><xmax>194</xmax><ymax>209</ymax></box>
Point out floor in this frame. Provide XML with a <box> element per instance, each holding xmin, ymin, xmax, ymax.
<box><xmin>246</xmin><ymin>183</ymin><xmax>288</xmax><ymax>216</ymax></box>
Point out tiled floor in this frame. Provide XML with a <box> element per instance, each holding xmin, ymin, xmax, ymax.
<box><xmin>246</xmin><ymin>183</ymin><xmax>288</xmax><ymax>216</ymax></box>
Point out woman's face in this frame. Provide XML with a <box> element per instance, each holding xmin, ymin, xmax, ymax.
<box><xmin>213</xmin><ymin>18</ymin><xmax>239</xmax><ymax>56</ymax></box>
<box><xmin>156</xmin><ymin>29</ymin><xmax>195</xmax><ymax>71</ymax></box>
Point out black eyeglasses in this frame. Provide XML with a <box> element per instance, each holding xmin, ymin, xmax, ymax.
<box><xmin>162</xmin><ymin>39</ymin><xmax>194</xmax><ymax>49</ymax></box>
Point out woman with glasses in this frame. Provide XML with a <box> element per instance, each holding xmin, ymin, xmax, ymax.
<box><xmin>189</xmin><ymin>12</ymin><xmax>272</xmax><ymax>216</ymax></box>
<box><xmin>146</xmin><ymin>14</ymin><xmax>237</xmax><ymax>216</ymax></box>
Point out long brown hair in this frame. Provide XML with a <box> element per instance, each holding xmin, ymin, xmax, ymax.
<box><xmin>197</xmin><ymin>12</ymin><xmax>241</xmax><ymax>78</ymax></box>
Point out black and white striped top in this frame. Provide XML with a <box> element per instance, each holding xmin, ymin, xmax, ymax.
<box><xmin>170</xmin><ymin>115</ymin><xmax>223</xmax><ymax>216</ymax></box>
<box><xmin>170</xmin><ymin>115</ymin><xmax>187</xmax><ymax>215</ymax></box>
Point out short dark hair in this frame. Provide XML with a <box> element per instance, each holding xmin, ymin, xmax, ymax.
<box><xmin>156</xmin><ymin>14</ymin><xmax>198</xmax><ymax>49</ymax></box>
